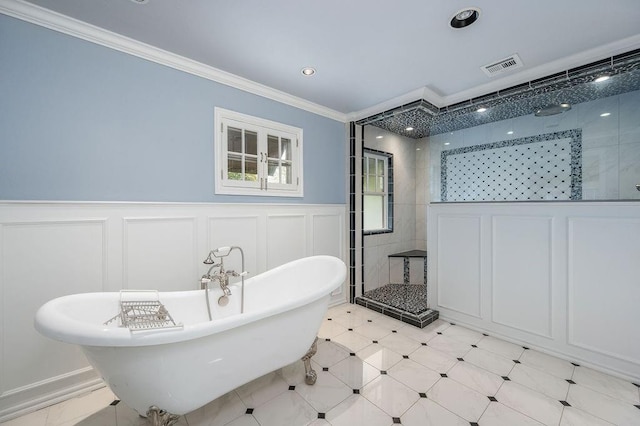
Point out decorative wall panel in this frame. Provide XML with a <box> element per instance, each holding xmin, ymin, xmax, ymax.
<box><xmin>568</xmin><ymin>217</ymin><xmax>640</xmax><ymax>364</ymax></box>
<box><xmin>441</xmin><ymin>130</ymin><xmax>582</xmax><ymax>201</ymax></box>
<box><xmin>436</xmin><ymin>215</ymin><xmax>481</xmax><ymax>317</ymax></box>
<box><xmin>492</xmin><ymin>216</ymin><xmax>553</xmax><ymax>337</ymax></box>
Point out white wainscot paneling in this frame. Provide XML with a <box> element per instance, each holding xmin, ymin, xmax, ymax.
<box><xmin>492</xmin><ymin>216</ymin><xmax>553</xmax><ymax>337</ymax></box>
<box><xmin>1</xmin><ymin>220</ymin><xmax>105</xmax><ymax>393</ymax></box>
<box><xmin>208</xmin><ymin>215</ymin><xmax>260</xmax><ymax>280</ymax></box>
<box><xmin>437</xmin><ymin>215</ymin><xmax>481</xmax><ymax>317</ymax></box>
<box><xmin>568</xmin><ymin>217</ymin><xmax>640</xmax><ymax>364</ymax></box>
<box><xmin>311</xmin><ymin>214</ymin><xmax>343</xmax><ymax>258</ymax></box>
<box><xmin>266</xmin><ymin>214</ymin><xmax>306</xmax><ymax>269</ymax></box>
<box><xmin>124</xmin><ymin>217</ymin><xmax>198</xmax><ymax>292</ymax></box>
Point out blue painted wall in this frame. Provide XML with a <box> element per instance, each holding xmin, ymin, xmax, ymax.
<box><xmin>0</xmin><ymin>15</ymin><xmax>346</xmax><ymax>204</ymax></box>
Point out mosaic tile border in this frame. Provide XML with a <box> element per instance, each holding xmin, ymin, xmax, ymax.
<box><xmin>441</xmin><ymin>129</ymin><xmax>583</xmax><ymax>201</ymax></box>
<box><xmin>355</xmin><ymin>295</ymin><xmax>439</xmax><ymax>329</ymax></box>
<box><xmin>356</xmin><ymin>48</ymin><xmax>640</xmax><ymax>138</ymax></box>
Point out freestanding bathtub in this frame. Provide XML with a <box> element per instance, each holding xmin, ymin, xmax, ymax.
<box><xmin>35</xmin><ymin>255</ymin><xmax>346</xmax><ymax>424</ymax></box>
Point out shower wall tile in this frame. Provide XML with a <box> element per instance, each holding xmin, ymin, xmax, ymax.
<box><xmin>487</xmin><ymin>118</ymin><xmax>517</xmax><ymax>142</ymax></box>
<box><xmin>540</xmin><ymin>106</ymin><xmax>578</xmax><ymax>133</ymax></box>
<box><xmin>619</xmin><ymin>142</ymin><xmax>640</xmax><ymax>199</ymax></box>
<box><xmin>578</xmin><ymin>96</ymin><xmax>619</xmax><ymax>139</ymax></box>
<box><xmin>582</xmin><ymin>145</ymin><xmax>620</xmax><ymax>200</ymax></box>
<box><xmin>619</xmin><ymin>90</ymin><xmax>640</xmax><ymax>145</ymax></box>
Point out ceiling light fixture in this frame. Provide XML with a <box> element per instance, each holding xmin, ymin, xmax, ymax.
<box><xmin>444</xmin><ymin>142</ymin><xmax>451</xmax><ymax>146</ymax></box>
<box><xmin>130</xmin><ymin>0</ymin><xmax>149</xmax><ymax>4</ymax></box>
<box><xmin>600</xmin><ymin>112</ymin><xmax>611</xmax><ymax>117</ymax></box>
<box><xmin>301</xmin><ymin>67</ymin><xmax>316</xmax><ymax>76</ymax></box>
<box><xmin>507</xmin><ymin>131</ymin><xmax>514</xmax><ymax>135</ymax></box>
<box><xmin>476</xmin><ymin>107</ymin><xmax>487</xmax><ymax>112</ymax></box>
<box><xmin>594</xmin><ymin>75</ymin><xmax>610</xmax><ymax>83</ymax></box>
<box><xmin>406</xmin><ymin>127</ymin><xmax>414</xmax><ymax>131</ymax></box>
<box><xmin>376</xmin><ymin>135</ymin><xmax>383</xmax><ymax>139</ymax></box>
<box><xmin>450</xmin><ymin>7</ymin><xmax>480</xmax><ymax>29</ymax></box>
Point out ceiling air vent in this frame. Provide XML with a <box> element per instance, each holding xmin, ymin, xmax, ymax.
<box><xmin>481</xmin><ymin>54</ymin><xmax>524</xmax><ymax>77</ymax></box>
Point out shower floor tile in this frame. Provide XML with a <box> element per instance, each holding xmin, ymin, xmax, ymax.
<box><xmin>5</xmin><ymin>303</ymin><xmax>640</xmax><ymax>426</ymax></box>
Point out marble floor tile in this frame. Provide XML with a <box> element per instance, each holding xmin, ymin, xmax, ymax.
<box><xmin>447</xmin><ymin>360</ymin><xmax>505</xmax><ymax>396</ymax></box>
<box><xmin>519</xmin><ymin>349</ymin><xmax>575</xmax><ymax>380</ymax></box>
<box><xmin>441</xmin><ymin>324</ymin><xmax>484</xmax><ymax>345</ymax></box>
<box><xmin>559</xmin><ymin>407</ymin><xmax>616</xmax><ymax>426</ymax></box>
<box><xmin>329</xmin><ymin>355</ymin><xmax>381</xmax><ymax>389</ymax></box>
<box><xmin>377</xmin><ymin>332</ymin><xmax>421</xmax><ymax>355</ymax></box>
<box><xmin>401</xmin><ymin>398</ymin><xmax>469</xmax><ymax>426</ymax></box>
<box><xmin>234</xmin><ymin>371</ymin><xmax>288</xmax><ymax>408</ymax></box>
<box><xmin>184</xmin><ymin>391</ymin><xmax>246</xmax><ymax>426</ymax></box>
<box><xmin>361</xmin><ymin>375</ymin><xmax>420</xmax><ymax>417</ymax></box>
<box><xmin>357</xmin><ymin>344</ymin><xmax>404</xmax><ymax>371</ymax></box>
<box><xmin>572</xmin><ymin>365</ymin><xmax>640</xmax><ymax>404</ymax></box>
<box><xmin>0</xmin><ymin>408</ymin><xmax>48</xmax><ymax>426</ymax></box>
<box><xmin>426</xmin><ymin>334</ymin><xmax>473</xmax><ymax>358</ymax></box>
<box><xmin>332</xmin><ymin>330</ymin><xmax>373</xmax><ymax>353</ymax></box>
<box><xmin>251</xmin><ymin>391</ymin><xmax>317</xmax><ymax>426</ymax></box>
<box><xmin>426</xmin><ymin>377</ymin><xmax>490</xmax><ymax>422</ymax></box>
<box><xmin>410</xmin><ymin>345</ymin><xmax>458</xmax><ymax>373</ymax></box>
<box><xmin>509</xmin><ymin>363</ymin><xmax>571</xmax><ymax>401</ymax></box>
<box><xmin>567</xmin><ymin>383</ymin><xmax>640</xmax><ymax>426</ymax></box>
<box><xmin>464</xmin><ymin>347</ymin><xmax>516</xmax><ymax>377</ymax></box>
<box><xmin>479</xmin><ymin>401</ymin><xmax>544</xmax><ymax>426</ymax></box>
<box><xmin>351</xmin><ymin>322</ymin><xmax>393</xmax><ymax>340</ymax></box>
<box><xmin>326</xmin><ymin>394</ymin><xmax>393</xmax><ymax>426</ymax></box>
<box><xmin>387</xmin><ymin>359</ymin><xmax>441</xmax><ymax>393</ymax></box>
<box><xmin>314</xmin><ymin>339</ymin><xmax>351</xmax><ymax>367</ymax></box>
<box><xmin>476</xmin><ymin>335</ymin><xmax>526</xmax><ymax>360</ymax></box>
<box><xmin>495</xmin><ymin>381</ymin><xmax>564</xmax><ymax>426</ymax></box>
<box><xmin>293</xmin><ymin>370</ymin><xmax>352</xmax><ymax>413</ymax></box>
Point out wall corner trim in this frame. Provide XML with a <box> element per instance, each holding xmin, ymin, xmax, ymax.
<box><xmin>0</xmin><ymin>0</ymin><xmax>347</xmax><ymax>123</ymax></box>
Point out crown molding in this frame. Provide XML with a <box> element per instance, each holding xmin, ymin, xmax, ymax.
<box><xmin>0</xmin><ymin>0</ymin><xmax>347</xmax><ymax>123</ymax></box>
<box><xmin>349</xmin><ymin>33</ymin><xmax>640</xmax><ymax>122</ymax></box>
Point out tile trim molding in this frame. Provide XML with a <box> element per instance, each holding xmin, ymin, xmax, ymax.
<box><xmin>0</xmin><ymin>0</ymin><xmax>347</xmax><ymax>123</ymax></box>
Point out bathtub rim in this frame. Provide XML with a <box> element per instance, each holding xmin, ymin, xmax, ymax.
<box><xmin>34</xmin><ymin>255</ymin><xmax>346</xmax><ymax>347</ymax></box>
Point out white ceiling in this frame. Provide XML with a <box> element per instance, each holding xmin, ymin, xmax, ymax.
<box><xmin>15</xmin><ymin>0</ymin><xmax>640</xmax><ymax>118</ymax></box>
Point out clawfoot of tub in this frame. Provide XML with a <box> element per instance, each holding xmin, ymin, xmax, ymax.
<box><xmin>146</xmin><ymin>406</ymin><xmax>180</xmax><ymax>426</ymax></box>
<box><xmin>301</xmin><ymin>336</ymin><xmax>319</xmax><ymax>385</ymax></box>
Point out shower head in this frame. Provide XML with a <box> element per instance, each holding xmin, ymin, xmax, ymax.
<box><xmin>534</xmin><ymin>103</ymin><xmax>571</xmax><ymax>117</ymax></box>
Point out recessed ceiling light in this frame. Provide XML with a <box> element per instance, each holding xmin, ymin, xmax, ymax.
<box><xmin>301</xmin><ymin>67</ymin><xmax>316</xmax><ymax>76</ymax></box>
<box><xmin>406</xmin><ymin>127</ymin><xmax>414</xmax><ymax>131</ymax></box>
<box><xmin>376</xmin><ymin>135</ymin><xmax>383</xmax><ymax>139</ymax></box>
<box><xmin>444</xmin><ymin>142</ymin><xmax>451</xmax><ymax>146</ymax></box>
<box><xmin>450</xmin><ymin>7</ymin><xmax>480</xmax><ymax>29</ymax></box>
<box><xmin>477</xmin><ymin>107</ymin><xmax>487</xmax><ymax>112</ymax></box>
<box><xmin>130</xmin><ymin>0</ymin><xmax>149</xmax><ymax>4</ymax></box>
<box><xmin>594</xmin><ymin>75</ymin><xmax>610</xmax><ymax>83</ymax></box>
<box><xmin>507</xmin><ymin>131</ymin><xmax>514</xmax><ymax>135</ymax></box>
<box><xmin>600</xmin><ymin>112</ymin><xmax>611</xmax><ymax>117</ymax></box>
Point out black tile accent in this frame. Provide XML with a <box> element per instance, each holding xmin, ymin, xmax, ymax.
<box><xmin>471</xmin><ymin>344</ymin><xmax>478</xmax><ymax>348</ymax></box>
<box><xmin>403</xmin><ymin>355</ymin><xmax>409</xmax><ymax>359</ymax></box>
<box><xmin>571</xmin><ymin>362</ymin><xmax>580</xmax><ymax>367</ymax></box>
<box><xmin>502</xmin><ymin>376</ymin><xmax>511</xmax><ymax>381</ymax></box>
<box><xmin>368</xmin><ymin>319</ymin><xmax>373</xmax><ymax>322</ymax></box>
<box><xmin>488</xmin><ymin>396</ymin><xmax>498</xmax><ymax>402</ymax></box>
<box><xmin>440</xmin><ymin>373</ymin><xmax>448</xmax><ymax>378</ymax></box>
<box><xmin>437</xmin><ymin>332</ymin><xmax>442</xmax><ymax>335</ymax></box>
<box><xmin>393</xmin><ymin>417</ymin><xmax>401</xmax><ymax>424</ymax></box>
<box><xmin>513</xmin><ymin>360</ymin><xmax>521</xmax><ymax>364</ymax></box>
<box><xmin>419</xmin><ymin>392</ymin><xmax>427</xmax><ymax>398</ymax></box>
<box><xmin>381</xmin><ymin>370</ymin><xmax>388</xmax><ymax>375</ymax></box>
<box><xmin>392</xmin><ymin>330</ymin><xmax>398</xmax><ymax>333</ymax></box>
<box><xmin>566</xmin><ymin>379</ymin><xmax>576</xmax><ymax>384</ymax></box>
<box><xmin>633</xmin><ymin>382</ymin><xmax>640</xmax><ymax>388</ymax></box>
<box><xmin>325</xmin><ymin>338</ymin><xmax>331</xmax><ymax>342</ymax></box>
<box><xmin>482</xmin><ymin>333</ymin><xmax>489</xmax><ymax>336</ymax></box>
<box><xmin>450</xmin><ymin>322</ymin><xmax>456</xmax><ymax>325</ymax></box>
<box><xmin>522</xmin><ymin>346</ymin><xmax>530</xmax><ymax>350</ymax></box>
<box><xmin>347</xmin><ymin>311</ymin><xmax>351</xmax><ymax>314</ymax></box>
<box><xmin>422</xmin><ymin>342</ymin><xmax>428</xmax><ymax>346</ymax></box>
<box><xmin>323</xmin><ymin>367</ymin><xmax>329</xmax><ymax>372</ymax></box>
<box><xmin>457</xmin><ymin>358</ymin><xmax>464</xmax><ymax>361</ymax></box>
<box><xmin>635</xmin><ymin>404</ymin><xmax>640</xmax><ymax>410</ymax></box>
<box><xmin>348</xmin><ymin>328</ymin><xmax>353</xmax><ymax>331</ymax></box>
<box><xmin>246</xmin><ymin>408</ymin><xmax>254</xmax><ymax>414</ymax></box>
<box><xmin>288</xmin><ymin>385</ymin><xmax>295</xmax><ymax>390</ymax></box>
<box><xmin>560</xmin><ymin>401</ymin><xmax>571</xmax><ymax>407</ymax></box>
<box><xmin>350</xmin><ymin>352</ymin><xmax>356</xmax><ymax>356</ymax></box>
<box><xmin>353</xmin><ymin>389</ymin><xmax>360</xmax><ymax>394</ymax></box>
<box><xmin>110</xmin><ymin>400</ymin><xmax>120</xmax><ymax>406</ymax></box>
<box><xmin>327</xmin><ymin>318</ymin><xmax>332</xmax><ymax>321</ymax></box>
<box><xmin>318</xmin><ymin>413</ymin><xmax>326</xmax><ymax>419</ymax></box>
<box><xmin>470</xmin><ymin>423</ymin><xmax>479</xmax><ymax>426</ymax></box>
<box><xmin>373</xmin><ymin>340</ymin><xmax>379</xmax><ymax>344</ymax></box>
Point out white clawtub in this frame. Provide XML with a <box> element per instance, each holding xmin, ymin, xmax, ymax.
<box><xmin>35</xmin><ymin>255</ymin><xmax>346</xmax><ymax>423</ymax></box>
